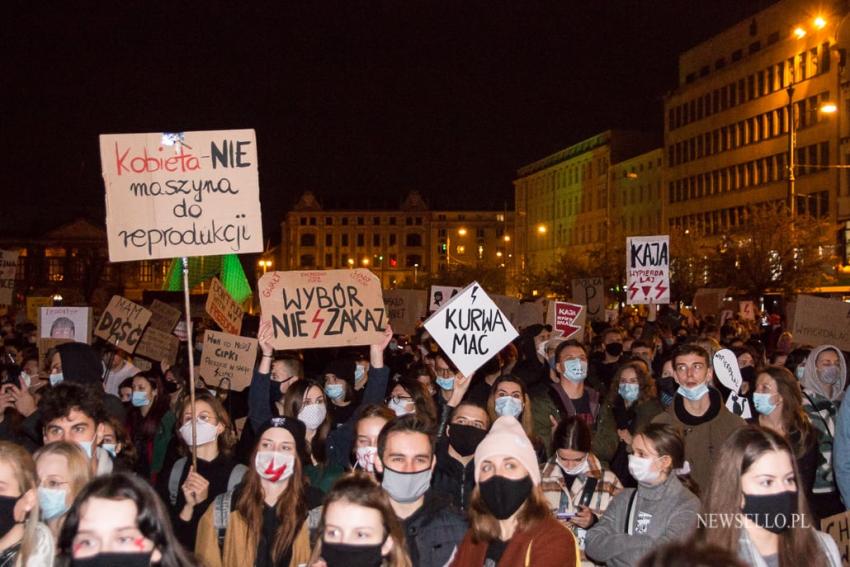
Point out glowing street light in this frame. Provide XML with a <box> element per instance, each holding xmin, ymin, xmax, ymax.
<box><xmin>793</xmin><ymin>26</ymin><xmax>807</xmax><ymax>39</ymax></box>
<box><xmin>503</xmin><ymin>234</ymin><xmax>511</xmax><ymax>242</ymax></box>
<box><xmin>820</xmin><ymin>102</ymin><xmax>838</xmax><ymax>114</ymax></box>
<box><xmin>457</xmin><ymin>227</ymin><xmax>468</xmax><ymax>236</ymax></box>
<box><xmin>347</xmin><ymin>258</ymin><xmax>355</xmax><ymax>267</ymax></box>
<box><xmin>536</xmin><ymin>224</ymin><xmax>547</xmax><ymax>235</ymax></box>
<box><xmin>813</xmin><ymin>16</ymin><xmax>827</xmax><ymax>29</ymax></box>
<box><xmin>361</xmin><ymin>258</ymin><xmax>370</xmax><ymax>266</ymax></box>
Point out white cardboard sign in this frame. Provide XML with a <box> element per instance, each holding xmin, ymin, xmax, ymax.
<box><xmin>429</xmin><ymin>285</ymin><xmax>462</xmax><ymax>311</ymax></box>
<box><xmin>626</xmin><ymin>235</ymin><xmax>670</xmax><ymax>305</ymax></box>
<box><xmin>713</xmin><ymin>348</ymin><xmax>752</xmax><ymax>419</ymax></box>
<box><xmin>424</xmin><ymin>281</ymin><xmax>518</xmax><ymax>377</ymax></box>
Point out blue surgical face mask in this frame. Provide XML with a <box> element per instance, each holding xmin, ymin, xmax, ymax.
<box><xmin>354</xmin><ymin>365</ymin><xmax>367</xmax><ymax>383</ymax></box>
<box><xmin>753</xmin><ymin>392</ymin><xmax>778</xmax><ymax>415</ymax></box>
<box><xmin>325</xmin><ymin>384</ymin><xmax>345</xmax><ymax>401</ymax></box>
<box><xmin>677</xmin><ymin>383</ymin><xmax>709</xmax><ymax>401</ymax></box>
<box><xmin>435</xmin><ymin>376</ymin><xmax>455</xmax><ymax>391</ymax></box>
<box><xmin>77</xmin><ymin>440</ymin><xmax>94</xmax><ymax>459</ymax></box>
<box><xmin>131</xmin><ymin>391</ymin><xmax>150</xmax><ymax>407</ymax></box>
<box><xmin>38</xmin><ymin>487</ymin><xmax>68</xmax><ymax>520</ymax></box>
<box><xmin>618</xmin><ymin>383</ymin><xmax>640</xmax><ymax>403</ymax></box>
<box><xmin>100</xmin><ymin>443</ymin><xmax>117</xmax><ymax>458</ymax></box>
<box><xmin>795</xmin><ymin>366</ymin><xmax>805</xmax><ymax>381</ymax></box>
<box><xmin>562</xmin><ymin>359</ymin><xmax>588</xmax><ymax>383</ymax></box>
<box><xmin>49</xmin><ymin>372</ymin><xmax>64</xmax><ymax>387</ymax></box>
<box><xmin>495</xmin><ymin>396</ymin><xmax>523</xmax><ymax>418</ymax></box>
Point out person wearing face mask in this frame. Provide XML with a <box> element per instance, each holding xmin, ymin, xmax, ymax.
<box><xmin>98</xmin><ymin>416</ymin><xmax>137</xmax><ymax>473</ymax></box>
<box><xmin>585</xmin><ymin>424</ymin><xmax>699</xmax><ymax>567</ymax></box>
<box><xmin>101</xmin><ymin>349</ymin><xmax>140</xmax><ymax>398</ymax></box>
<box><xmin>351</xmin><ymin>405</ymin><xmax>395</xmax><ymax>477</ymax></box>
<box><xmin>655</xmin><ymin>357</ymin><xmax>679</xmax><ymax>409</ymax></box>
<box><xmin>541</xmin><ymin>417</ymin><xmax>622</xmax><ymax>562</ymax></box>
<box><xmin>386</xmin><ymin>380</ymin><xmax>437</xmax><ymax>425</ymax></box>
<box><xmin>155</xmin><ymin>391</ymin><xmax>246</xmax><ymax>550</ymax></box>
<box><xmin>309</xmin><ymin>472</ymin><xmax>413</xmax><ymax>567</ymax></box>
<box><xmin>0</xmin><ymin>442</ymin><xmax>54</xmax><ymax>567</ymax></box>
<box><xmin>652</xmin><ymin>344</ymin><xmax>745</xmax><ymax>489</ymax></box>
<box><xmin>322</xmin><ymin>359</ymin><xmax>360</xmax><ymax>427</ymax></box>
<box><xmin>699</xmin><ymin>426</ymin><xmax>841</xmax><ymax>566</ymax></box>
<box><xmin>448</xmin><ymin>415</ymin><xmax>578</xmax><ymax>566</ymax></box>
<box><xmin>798</xmin><ymin>345</ymin><xmax>848</xmax><ymax>520</ymax></box>
<box><xmin>588</xmin><ymin>329</ymin><xmax>625</xmax><ymax>396</ymax></box>
<box><xmin>375</xmin><ymin>415</ymin><xmax>466</xmax><ymax>567</ymax></box>
<box><xmin>532</xmin><ymin>340</ymin><xmax>600</xmax><ymax>455</ymax></box>
<box><xmin>485</xmin><ymin>375</ymin><xmax>546</xmax><ymax>463</ymax></box>
<box><xmin>34</xmin><ymin>441</ymin><xmax>91</xmax><ymax>540</ymax></box>
<box><xmin>57</xmin><ymin>472</ymin><xmax>195</xmax><ymax>567</ymax></box>
<box><xmin>196</xmin><ymin>417</ymin><xmax>323</xmax><ymax>567</ymax></box>
<box><xmin>510</xmin><ymin>325</ymin><xmax>552</xmax><ymax>392</ymax></box>
<box><xmin>127</xmin><ymin>373</ymin><xmax>176</xmax><ymax>482</ymax></box>
<box><xmin>432</xmin><ymin>402</ymin><xmax>490</xmax><ymax>511</ymax></box>
<box><xmin>595</xmin><ymin>362</ymin><xmax>664</xmax><ymax>487</ymax></box>
<box><xmin>247</xmin><ymin>323</ymin><xmax>303</xmax><ymax>435</ymax></box>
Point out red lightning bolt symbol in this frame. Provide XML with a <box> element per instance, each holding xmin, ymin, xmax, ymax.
<box><xmin>312</xmin><ymin>309</ymin><xmax>325</xmax><ymax>339</ymax></box>
<box><xmin>264</xmin><ymin>458</ymin><xmax>287</xmax><ymax>482</ymax></box>
<box><xmin>628</xmin><ymin>282</ymin><xmax>639</xmax><ymax>300</ymax></box>
<box><xmin>654</xmin><ymin>280</ymin><xmax>667</xmax><ymax>299</ymax></box>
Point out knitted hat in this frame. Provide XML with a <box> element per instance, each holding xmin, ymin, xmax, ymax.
<box><xmin>255</xmin><ymin>417</ymin><xmax>308</xmax><ymax>464</ymax></box>
<box><xmin>474</xmin><ymin>416</ymin><xmax>541</xmax><ymax>485</ymax></box>
<box><xmin>323</xmin><ymin>358</ymin><xmax>356</xmax><ymax>384</ymax></box>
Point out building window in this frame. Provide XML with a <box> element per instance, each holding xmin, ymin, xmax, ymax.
<box><xmin>356</xmin><ymin>234</ymin><xmax>365</xmax><ymax>247</ymax></box>
<box><xmin>372</xmin><ymin>234</ymin><xmax>381</xmax><ymax>247</ymax></box>
<box><xmin>325</xmin><ymin>254</ymin><xmax>333</xmax><ymax>267</ymax></box>
<box><xmin>406</xmin><ymin>217</ymin><xmax>413</xmax><ymax>226</ymax></box>
<box><xmin>342</xmin><ymin>218</ymin><xmax>349</xmax><ymax>226</ymax></box>
<box><xmin>389</xmin><ymin>234</ymin><xmax>397</xmax><ymax>246</ymax></box>
<box><xmin>415</xmin><ymin>217</ymin><xmax>423</xmax><ymax>225</ymax></box>
<box><xmin>138</xmin><ymin>261</ymin><xmax>153</xmax><ymax>283</ymax></box>
<box><xmin>325</xmin><ymin>217</ymin><xmax>333</xmax><ymax>226</ymax></box>
<box><xmin>299</xmin><ymin>254</ymin><xmax>316</xmax><ymax>268</ymax></box>
<box><xmin>341</xmin><ymin>234</ymin><xmax>349</xmax><ymax>247</ymax></box>
<box><xmin>389</xmin><ymin>217</ymin><xmax>397</xmax><ymax>226</ymax></box>
<box><xmin>309</xmin><ymin>217</ymin><xmax>317</xmax><ymax>226</ymax></box>
<box><xmin>406</xmin><ymin>233</ymin><xmax>423</xmax><ymax>247</ymax></box>
<box><xmin>373</xmin><ymin>217</ymin><xmax>380</xmax><ymax>225</ymax></box>
<box><xmin>300</xmin><ymin>217</ymin><xmax>307</xmax><ymax>226</ymax></box>
<box><xmin>357</xmin><ymin>217</ymin><xmax>364</xmax><ymax>226</ymax></box>
<box><xmin>325</xmin><ymin>234</ymin><xmax>333</xmax><ymax>246</ymax></box>
<box><xmin>300</xmin><ymin>233</ymin><xmax>316</xmax><ymax>247</ymax></box>
<box><xmin>406</xmin><ymin>254</ymin><xmax>422</xmax><ymax>267</ymax></box>
<box><xmin>476</xmin><ymin>228</ymin><xmax>485</xmax><ymax>238</ymax></box>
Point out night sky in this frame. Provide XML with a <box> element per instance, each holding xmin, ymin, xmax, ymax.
<box><xmin>3</xmin><ymin>0</ymin><xmax>776</xmax><ymax>239</ymax></box>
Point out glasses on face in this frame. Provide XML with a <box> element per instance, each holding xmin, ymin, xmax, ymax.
<box><xmin>388</xmin><ymin>395</ymin><xmax>413</xmax><ymax>405</ymax></box>
<box><xmin>675</xmin><ymin>362</ymin><xmax>706</xmax><ymax>374</ymax></box>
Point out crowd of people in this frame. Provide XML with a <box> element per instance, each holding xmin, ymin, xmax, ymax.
<box><xmin>0</xmin><ymin>301</ymin><xmax>847</xmax><ymax>566</ymax></box>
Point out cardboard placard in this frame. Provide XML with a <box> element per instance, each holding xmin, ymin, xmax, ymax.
<box><xmin>515</xmin><ymin>300</ymin><xmax>546</xmax><ymax>330</ymax></box>
<box><xmin>821</xmin><ymin>510</ymin><xmax>850</xmax><ymax>564</ymax></box>
<box><xmin>94</xmin><ymin>296</ymin><xmax>152</xmax><ymax>353</ymax></box>
<box><xmin>429</xmin><ymin>286</ymin><xmax>462</xmax><ymax>311</ymax></box>
<box><xmin>692</xmin><ymin>288</ymin><xmax>728</xmax><ymax>316</ymax></box>
<box><xmin>199</xmin><ymin>330</ymin><xmax>258</xmax><ymax>390</ymax></box>
<box><xmin>258</xmin><ymin>269</ymin><xmax>386</xmax><ymax>350</ymax></box>
<box><xmin>383</xmin><ymin>289</ymin><xmax>428</xmax><ymax>336</ymax></box>
<box><xmin>423</xmin><ymin>281</ymin><xmax>519</xmax><ymax>377</ymax></box>
<box><xmin>149</xmin><ymin>299</ymin><xmax>181</xmax><ymax>332</ymax></box>
<box><xmin>99</xmin><ymin>129</ymin><xmax>263</xmax><ymax>262</ymax></box>
<box><xmin>572</xmin><ymin>277</ymin><xmax>606</xmax><ymax>322</ymax></box>
<box><xmin>790</xmin><ymin>295</ymin><xmax>850</xmax><ymax>352</ymax></box>
<box><xmin>135</xmin><ymin>326</ymin><xmax>180</xmax><ymax>366</ymax></box>
<box><xmin>205</xmin><ymin>277</ymin><xmax>243</xmax><ymax>335</ymax></box>
<box><xmin>626</xmin><ymin>236</ymin><xmax>670</xmax><ymax>304</ymax></box>
<box><xmin>132</xmin><ymin>357</ymin><xmax>153</xmax><ymax>372</ymax></box>
<box><xmin>0</xmin><ymin>250</ymin><xmax>18</xmax><ymax>309</ymax></box>
<box><xmin>490</xmin><ymin>295</ymin><xmax>520</xmax><ymax>325</ymax></box>
<box><xmin>26</xmin><ymin>297</ymin><xmax>53</xmax><ymax>324</ymax></box>
<box><xmin>39</xmin><ymin>307</ymin><xmax>93</xmax><ymax>344</ymax></box>
<box><xmin>547</xmin><ymin>301</ymin><xmax>585</xmax><ymax>341</ymax></box>
<box><xmin>739</xmin><ymin>300</ymin><xmax>756</xmax><ymax>321</ymax></box>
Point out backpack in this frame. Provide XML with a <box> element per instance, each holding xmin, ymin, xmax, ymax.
<box><xmin>167</xmin><ymin>457</ymin><xmax>247</xmax><ymax>507</ymax></box>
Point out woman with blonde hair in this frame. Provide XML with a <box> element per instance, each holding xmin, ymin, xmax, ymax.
<box><xmin>309</xmin><ymin>473</ymin><xmax>411</xmax><ymax>567</ymax></box>
<box><xmin>34</xmin><ymin>441</ymin><xmax>91</xmax><ymax>539</ymax></box>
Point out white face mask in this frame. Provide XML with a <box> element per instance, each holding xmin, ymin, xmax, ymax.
<box><xmin>558</xmin><ymin>455</ymin><xmax>589</xmax><ymax>477</ymax></box>
<box><xmin>297</xmin><ymin>403</ymin><xmax>327</xmax><ymax>430</ymax></box>
<box><xmin>355</xmin><ymin>446</ymin><xmax>378</xmax><ymax>472</ymax></box>
<box><xmin>628</xmin><ymin>454</ymin><xmax>662</xmax><ymax>485</ymax></box>
<box><xmin>388</xmin><ymin>398</ymin><xmax>413</xmax><ymax>417</ymax></box>
<box><xmin>179</xmin><ymin>419</ymin><xmax>219</xmax><ymax>446</ymax></box>
<box><xmin>255</xmin><ymin>451</ymin><xmax>295</xmax><ymax>483</ymax></box>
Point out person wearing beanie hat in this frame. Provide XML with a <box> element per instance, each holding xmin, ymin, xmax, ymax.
<box><xmin>195</xmin><ymin>415</ymin><xmax>322</xmax><ymax>567</ymax></box>
<box><xmin>449</xmin><ymin>416</ymin><xmax>578</xmax><ymax>567</ymax></box>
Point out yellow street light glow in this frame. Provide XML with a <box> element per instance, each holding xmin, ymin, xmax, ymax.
<box><xmin>503</xmin><ymin>234</ymin><xmax>511</xmax><ymax>242</ymax></box>
<box><xmin>814</xmin><ymin>16</ymin><xmax>826</xmax><ymax>29</ymax></box>
<box><xmin>457</xmin><ymin>227</ymin><xmax>468</xmax><ymax>236</ymax></box>
<box><xmin>536</xmin><ymin>224</ymin><xmax>547</xmax><ymax>234</ymax></box>
<box><xmin>496</xmin><ymin>251</ymin><xmax>503</xmax><ymax>257</ymax></box>
<box><xmin>347</xmin><ymin>258</ymin><xmax>354</xmax><ymax>265</ymax></box>
<box><xmin>361</xmin><ymin>258</ymin><xmax>370</xmax><ymax>266</ymax></box>
<box><xmin>820</xmin><ymin>102</ymin><xmax>838</xmax><ymax>113</ymax></box>
<box><xmin>794</xmin><ymin>26</ymin><xmax>807</xmax><ymax>39</ymax></box>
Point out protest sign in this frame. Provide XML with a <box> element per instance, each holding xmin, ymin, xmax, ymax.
<box><xmin>692</xmin><ymin>288</ymin><xmax>728</xmax><ymax>316</ymax></box>
<box><xmin>148</xmin><ymin>299</ymin><xmax>181</xmax><ymax>332</ymax></box>
<box><xmin>491</xmin><ymin>295</ymin><xmax>520</xmax><ymax>326</ymax></box>
<box><xmin>135</xmin><ymin>326</ymin><xmax>180</xmax><ymax>366</ymax></box>
<box><xmin>99</xmin><ymin>129</ymin><xmax>263</xmax><ymax>262</ymax></box>
<box><xmin>790</xmin><ymin>295</ymin><xmax>850</xmax><ymax>352</ymax></box>
<box><xmin>199</xmin><ymin>330</ymin><xmax>258</xmax><ymax>390</ymax></box>
<box><xmin>713</xmin><ymin>348</ymin><xmax>751</xmax><ymax>419</ymax></box>
<box><xmin>132</xmin><ymin>357</ymin><xmax>153</xmax><ymax>372</ymax></box>
<box><xmin>429</xmin><ymin>286</ymin><xmax>462</xmax><ymax>311</ymax></box>
<box><xmin>94</xmin><ymin>296</ymin><xmax>152</xmax><ymax>353</ymax></box>
<box><xmin>383</xmin><ymin>289</ymin><xmax>427</xmax><ymax>336</ymax></box>
<box><xmin>424</xmin><ymin>282</ymin><xmax>518</xmax><ymax>377</ymax></box>
<box><xmin>39</xmin><ymin>307</ymin><xmax>92</xmax><ymax>344</ymax></box>
<box><xmin>546</xmin><ymin>301</ymin><xmax>585</xmax><ymax>341</ymax></box>
<box><xmin>626</xmin><ymin>236</ymin><xmax>670</xmax><ymax>305</ymax></box>
<box><xmin>26</xmin><ymin>297</ymin><xmax>52</xmax><ymax>324</ymax></box>
<box><xmin>739</xmin><ymin>300</ymin><xmax>756</xmax><ymax>321</ymax></box>
<box><xmin>821</xmin><ymin>510</ymin><xmax>850</xmax><ymax>565</ymax></box>
<box><xmin>0</xmin><ymin>251</ymin><xmax>18</xmax><ymax>309</ymax></box>
<box><xmin>205</xmin><ymin>277</ymin><xmax>243</xmax><ymax>335</ymax></box>
<box><xmin>572</xmin><ymin>277</ymin><xmax>606</xmax><ymax>322</ymax></box>
<box><xmin>516</xmin><ymin>300</ymin><xmax>546</xmax><ymax>330</ymax></box>
<box><xmin>258</xmin><ymin>269</ymin><xmax>386</xmax><ymax>350</ymax></box>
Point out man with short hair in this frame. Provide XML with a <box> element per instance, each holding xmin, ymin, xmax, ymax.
<box><xmin>376</xmin><ymin>415</ymin><xmax>466</xmax><ymax>567</ymax></box>
<box><xmin>589</xmin><ymin>328</ymin><xmax>624</xmax><ymax>395</ymax></box>
<box><xmin>652</xmin><ymin>344</ymin><xmax>744</xmax><ymax>489</ymax></box>
<box><xmin>431</xmin><ymin>401</ymin><xmax>490</xmax><ymax>510</ymax></box>
<box><xmin>39</xmin><ymin>382</ymin><xmax>113</xmax><ymax>476</ymax></box>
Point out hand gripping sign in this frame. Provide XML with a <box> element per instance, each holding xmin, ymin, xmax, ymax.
<box><xmin>424</xmin><ymin>282</ymin><xmax>518</xmax><ymax>377</ymax></box>
<box><xmin>713</xmin><ymin>348</ymin><xmax>751</xmax><ymax>419</ymax></box>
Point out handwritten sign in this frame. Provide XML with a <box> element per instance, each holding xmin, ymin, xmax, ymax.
<box><xmin>714</xmin><ymin>349</ymin><xmax>751</xmax><ymax>419</ymax></box>
<box><xmin>572</xmin><ymin>277</ymin><xmax>605</xmax><ymax>322</ymax></box>
<box><xmin>26</xmin><ymin>297</ymin><xmax>53</xmax><ymax>324</ymax></box>
<box><xmin>424</xmin><ymin>281</ymin><xmax>518</xmax><ymax>376</ymax></box>
<box><xmin>148</xmin><ymin>299</ymin><xmax>181</xmax><ymax>332</ymax></box>
<box><xmin>821</xmin><ymin>510</ymin><xmax>850</xmax><ymax>565</ymax></box>
<box><xmin>790</xmin><ymin>295</ymin><xmax>850</xmax><ymax>352</ymax></box>
<box><xmin>39</xmin><ymin>307</ymin><xmax>92</xmax><ymax>344</ymax></box>
<box><xmin>693</xmin><ymin>288</ymin><xmax>728</xmax><ymax>316</ymax></box>
<box><xmin>383</xmin><ymin>289</ymin><xmax>427</xmax><ymax>336</ymax></box>
<box><xmin>199</xmin><ymin>330</ymin><xmax>258</xmax><ymax>390</ymax></box>
<box><xmin>99</xmin><ymin>129</ymin><xmax>263</xmax><ymax>262</ymax></box>
<box><xmin>94</xmin><ymin>296</ymin><xmax>152</xmax><ymax>353</ymax></box>
<box><xmin>429</xmin><ymin>285</ymin><xmax>462</xmax><ymax>311</ymax></box>
<box><xmin>626</xmin><ymin>236</ymin><xmax>670</xmax><ymax>305</ymax></box>
<box><xmin>739</xmin><ymin>300</ymin><xmax>756</xmax><ymax>321</ymax></box>
<box><xmin>258</xmin><ymin>269</ymin><xmax>386</xmax><ymax>350</ymax></box>
<box><xmin>205</xmin><ymin>277</ymin><xmax>243</xmax><ymax>335</ymax></box>
<box><xmin>547</xmin><ymin>301</ymin><xmax>585</xmax><ymax>341</ymax></box>
<box><xmin>0</xmin><ymin>251</ymin><xmax>18</xmax><ymax>309</ymax></box>
<box><xmin>135</xmin><ymin>326</ymin><xmax>180</xmax><ymax>366</ymax></box>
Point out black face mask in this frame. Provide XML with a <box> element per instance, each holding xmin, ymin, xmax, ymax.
<box><xmin>479</xmin><ymin>475</ymin><xmax>533</xmax><ymax>520</ymax></box>
<box><xmin>72</xmin><ymin>552</ymin><xmax>153</xmax><ymax>567</ymax></box>
<box><xmin>657</xmin><ymin>376</ymin><xmax>678</xmax><ymax>396</ymax></box>
<box><xmin>740</xmin><ymin>366</ymin><xmax>756</xmax><ymax>386</ymax></box>
<box><xmin>269</xmin><ymin>380</ymin><xmax>285</xmax><ymax>404</ymax></box>
<box><xmin>742</xmin><ymin>491</ymin><xmax>798</xmax><ymax>534</ymax></box>
<box><xmin>321</xmin><ymin>541</ymin><xmax>383</xmax><ymax>567</ymax></box>
<box><xmin>448</xmin><ymin>424</ymin><xmax>488</xmax><ymax>457</ymax></box>
<box><xmin>605</xmin><ymin>343</ymin><xmax>624</xmax><ymax>357</ymax></box>
<box><xmin>164</xmin><ymin>380</ymin><xmax>178</xmax><ymax>394</ymax></box>
<box><xmin>0</xmin><ymin>495</ymin><xmax>18</xmax><ymax>539</ymax></box>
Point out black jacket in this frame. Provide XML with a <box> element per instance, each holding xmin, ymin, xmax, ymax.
<box><xmin>431</xmin><ymin>437</ymin><xmax>475</xmax><ymax>511</ymax></box>
<box><xmin>402</xmin><ymin>489</ymin><xmax>467</xmax><ymax>567</ymax></box>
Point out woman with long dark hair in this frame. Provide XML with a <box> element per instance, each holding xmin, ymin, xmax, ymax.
<box><xmin>128</xmin><ymin>373</ymin><xmax>176</xmax><ymax>482</ymax></box>
<box><xmin>485</xmin><ymin>375</ymin><xmax>546</xmax><ymax>462</ymax></box>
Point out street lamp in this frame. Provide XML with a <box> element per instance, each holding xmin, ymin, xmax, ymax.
<box><xmin>414</xmin><ymin>263</ymin><xmax>419</xmax><ymax>285</ymax></box>
<box><xmin>347</xmin><ymin>258</ymin><xmax>354</xmax><ymax>268</ymax></box>
<box><xmin>536</xmin><ymin>224</ymin><xmax>547</xmax><ymax>234</ymax></box>
<box><xmin>257</xmin><ymin>259</ymin><xmax>272</xmax><ymax>274</ymax></box>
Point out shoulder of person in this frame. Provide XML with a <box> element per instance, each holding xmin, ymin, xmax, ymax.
<box><xmin>29</xmin><ymin>522</ymin><xmax>55</xmax><ymax>566</ymax></box>
<box><xmin>815</xmin><ymin>529</ymin><xmax>843</xmax><ymax>566</ymax></box>
<box><xmin>716</xmin><ymin>404</ymin><xmax>747</xmax><ymax>427</ymax></box>
<box><xmin>636</xmin><ymin>398</ymin><xmax>664</xmax><ymax>416</ymax></box>
<box><xmin>652</xmin><ymin>408</ymin><xmax>676</xmax><ymax>425</ymax></box>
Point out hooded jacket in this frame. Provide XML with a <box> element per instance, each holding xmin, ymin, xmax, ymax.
<box><xmin>801</xmin><ymin>345</ymin><xmax>847</xmax><ymax>403</ymax></box>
